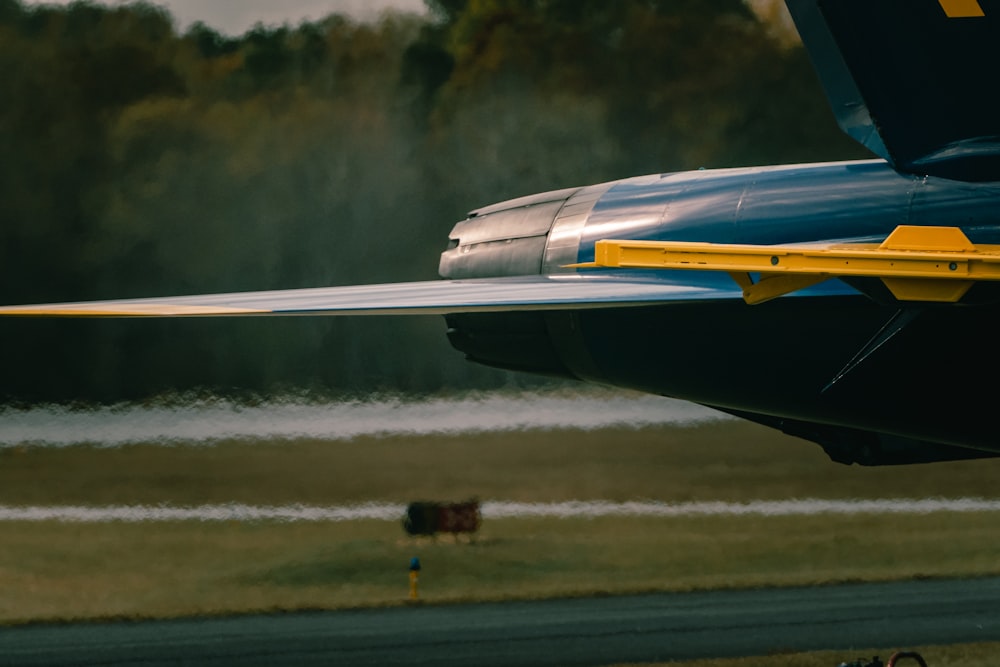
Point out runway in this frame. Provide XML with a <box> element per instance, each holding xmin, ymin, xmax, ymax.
<box><xmin>2</xmin><ymin>577</ymin><xmax>999</xmax><ymax>666</ymax></box>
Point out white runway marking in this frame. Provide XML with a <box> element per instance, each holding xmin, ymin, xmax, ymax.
<box><xmin>0</xmin><ymin>498</ymin><xmax>998</xmax><ymax>522</ymax></box>
<box><xmin>0</xmin><ymin>390</ymin><xmax>729</xmax><ymax>447</ymax></box>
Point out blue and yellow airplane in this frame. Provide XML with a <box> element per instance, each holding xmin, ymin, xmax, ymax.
<box><xmin>4</xmin><ymin>0</ymin><xmax>1000</xmax><ymax>466</ymax></box>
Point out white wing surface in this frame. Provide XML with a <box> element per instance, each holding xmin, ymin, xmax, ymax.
<box><xmin>0</xmin><ymin>273</ymin><xmax>744</xmax><ymax>317</ymax></box>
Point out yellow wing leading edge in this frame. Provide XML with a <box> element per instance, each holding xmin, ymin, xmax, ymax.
<box><xmin>0</xmin><ymin>304</ymin><xmax>272</xmax><ymax>317</ymax></box>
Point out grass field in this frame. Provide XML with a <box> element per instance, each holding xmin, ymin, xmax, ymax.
<box><xmin>1</xmin><ymin>415</ymin><xmax>999</xmax><ymax>664</ymax></box>
<box><xmin>3</xmin><ymin>420</ymin><xmax>1000</xmax><ymax>504</ymax></box>
<box><xmin>1</xmin><ymin>513</ymin><xmax>998</xmax><ymax>623</ymax></box>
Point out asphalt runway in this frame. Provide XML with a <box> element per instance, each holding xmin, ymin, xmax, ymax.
<box><xmin>2</xmin><ymin>577</ymin><xmax>1000</xmax><ymax>666</ymax></box>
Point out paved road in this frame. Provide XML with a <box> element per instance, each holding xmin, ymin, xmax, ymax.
<box><xmin>2</xmin><ymin>577</ymin><xmax>999</xmax><ymax>666</ymax></box>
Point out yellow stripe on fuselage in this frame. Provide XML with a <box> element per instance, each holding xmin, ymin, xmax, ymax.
<box><xmin>939</xmin><ymin>0</ymin><xmax>985</xmax><ymax>17</ymax></box>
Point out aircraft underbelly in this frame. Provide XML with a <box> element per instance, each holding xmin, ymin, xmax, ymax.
<box><xmin>558</xmin><ymin>296</ymin><xmax>1000</xmax><ymax>454</ymax></box>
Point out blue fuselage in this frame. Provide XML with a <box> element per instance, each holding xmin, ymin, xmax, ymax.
<box><xmin>577</xmin><ymin>159</ymin><xmax>1000</xmax><ymax>257</ymax></box>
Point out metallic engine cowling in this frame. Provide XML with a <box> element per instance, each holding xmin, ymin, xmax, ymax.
<box><xmin>439</xmin><ymin>183</ymin><xmax>614</xmax><ymax>279</ymax></box>
<box><xmin>438</xmin><ymin>187</ymin><xmax>579</xmax><ymax>279</ymax></box>
<box><xmin>437</xmin><ymin>183</ymin><xmax>611</xmax><ymax>376</ymax></box>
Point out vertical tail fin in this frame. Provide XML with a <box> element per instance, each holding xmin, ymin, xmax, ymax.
<box><xmin>786</xmin><ymin>0</ymin><xmax>1000</xmax><ymax>181</ymax></box>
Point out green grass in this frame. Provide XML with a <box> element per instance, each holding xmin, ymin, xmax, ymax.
<box><xmin>3</xmin><ymin>421</ymin><xmax>1000</xmax><ymax>505</ymax></box>
<box><xmin>0</xmin><ymin>513</ymin><xmax>998</xmax><ymax>624</ymax></box>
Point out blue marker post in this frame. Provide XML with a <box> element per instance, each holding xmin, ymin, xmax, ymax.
<box><xmin>408</xmin><ymin>557</ymin><xmax>421</xmax><ymax>601</ymax></box>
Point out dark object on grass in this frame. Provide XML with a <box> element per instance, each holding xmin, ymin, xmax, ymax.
<box><xmin>837</xmin><ymin>657</ymin><xmax>883</xmax><ymax>667</ymax></box>
<box><xmin>404</xmin><ymin>500</ymin><xmax>481</xmax><ymax>536</ymax></box>
<box><xmin>887</xmin><ymin>652</ymin><xmax>928</xmax><ymax>667</ymax></box>
<box><xmin>838</xmin><ymin>653</ymin><xmax>927</xmax><ymax>667</ymax></box>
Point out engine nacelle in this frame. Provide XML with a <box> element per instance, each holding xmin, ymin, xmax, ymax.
<box><xmin>439</xmin><ymin>183</ymin><xmax>612</xmax><ymax>377</ymax></box>
<box><xmin>439</xmin><ymin>183</ymin><xmax>615</xmax><ymax>280</ymax></box>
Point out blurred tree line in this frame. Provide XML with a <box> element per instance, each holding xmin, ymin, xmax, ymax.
<box><xmin>0</xmin><ymin>0</ymin><xmax>866</xmax><ymax>404</ymax></box>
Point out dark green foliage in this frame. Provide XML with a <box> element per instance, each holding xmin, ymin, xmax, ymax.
<box><xmin>243</xmin><ymin>25</ymin><xmax>294</xmax><ymax>88</ymax></box>
<box><xmin>0</xmin><ymin>0</ymin><xmax>868</xmax><ymax>404</ymax></box>
<box><xmin>184</xmin><ymin>21</ymin><xmax>239</xmax><ymax>59</ymax></box>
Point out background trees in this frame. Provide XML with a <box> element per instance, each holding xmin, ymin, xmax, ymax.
<box><xmin>0</xmin><ymin>0</ymin><xmax>866</xmax><ymax>404</ymax></box>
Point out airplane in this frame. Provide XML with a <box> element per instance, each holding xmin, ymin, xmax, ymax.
<box><xmin>3</xmin><ymin>0</ymin><xmax>1000</xmax><ymax>466</ymax></box>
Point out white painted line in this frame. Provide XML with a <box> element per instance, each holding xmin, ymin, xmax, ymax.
<box><xmin>0</xmin><ymin>499</ymin><xmax>998</xmax><ymax>522</ymax></box>
<box><xmin>0</xmin><ymin>391</ymin><xmax>729</xmax><ymax>447</ymax></box>
<box><xmin>481</xmin><ymin>498</ymin><xmax>1000</xmax><ymax>517</ymax></box>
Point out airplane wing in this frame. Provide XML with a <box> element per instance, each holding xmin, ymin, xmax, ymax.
<box><xmin>0</xmin><ymin>272</ymin><xmax>756</xmax><ymax>318</ymax></box>
<box><xmin>786</xmin><ymin>0</ymin><xmax>1000</xmax><ymax>182</ymax></box>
